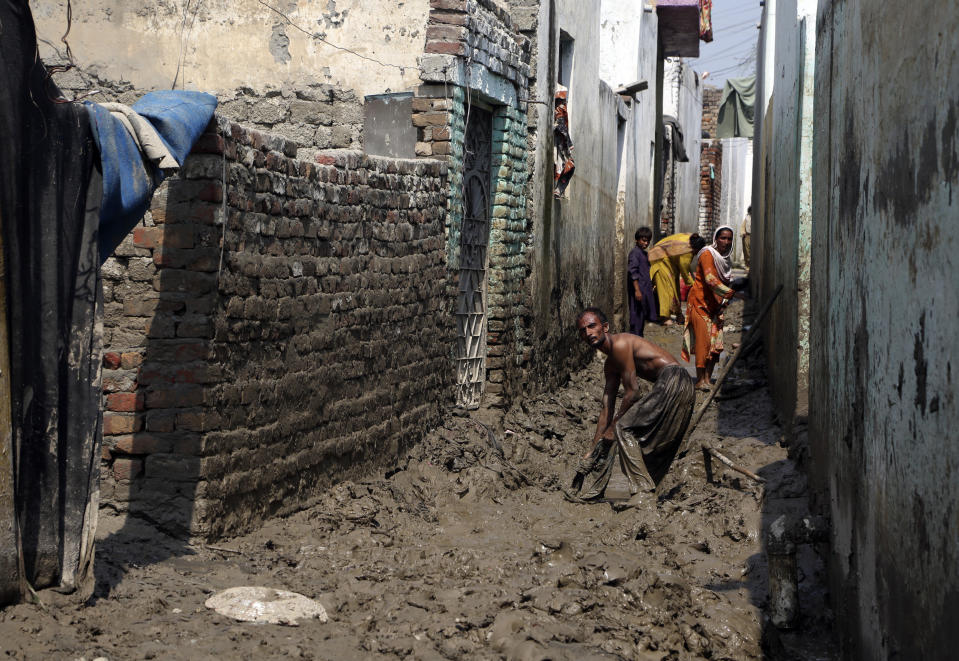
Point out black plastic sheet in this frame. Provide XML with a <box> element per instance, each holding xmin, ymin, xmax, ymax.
<box><xmin>0</xmin><ymin>0</ymin><xmax>103</xmax><ymax>603</ymax></box>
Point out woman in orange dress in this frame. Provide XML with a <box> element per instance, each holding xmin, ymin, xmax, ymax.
<box><xmin>681</xmin><ymin>226</ymin><xmax>743</xmax><ymax>389</ymax></box>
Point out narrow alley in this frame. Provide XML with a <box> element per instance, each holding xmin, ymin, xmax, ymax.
<box><xmin>0</xmin><ymin>310</ymin><xmax>835</xmax><ymax>660</ymax></box>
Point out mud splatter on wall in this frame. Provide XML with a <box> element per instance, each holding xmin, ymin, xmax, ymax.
<box><xmin>809</xmin><ymin>1</ymin><xmax>959</xmax><ymax>658</ymax></box>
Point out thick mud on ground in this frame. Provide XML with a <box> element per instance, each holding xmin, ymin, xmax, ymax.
<box><xmin>0</xmin><ymin>303</ymin><xmax>836</xmax><ymax>660</ymax></box>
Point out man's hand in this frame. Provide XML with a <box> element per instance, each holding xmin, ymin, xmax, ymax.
<box><xmin>634</xmin><ymin>290</ymin><xmax>643</xmax><ymax>301</ymax></box>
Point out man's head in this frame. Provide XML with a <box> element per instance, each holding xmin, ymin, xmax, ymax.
<box><xmin>635</xmin><ymin>226</ymin><xmax>652</xmax><ymax>250</ymax></box>
<box><xmin>576</xmin><ymin>307</ymin><xmax>609</xmax><ymax>349</ymax></box>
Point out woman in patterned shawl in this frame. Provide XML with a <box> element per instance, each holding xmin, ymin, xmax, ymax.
<box><xmin>682</xmin><ymin>226</ymin><xmax>743</xmax><ymax>389</ymax></box>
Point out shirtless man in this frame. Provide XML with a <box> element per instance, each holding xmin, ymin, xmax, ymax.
<box><xmin>571</xmin><ymin>307</ymin><xmax>695</xmax><ymax>500</ymax></box>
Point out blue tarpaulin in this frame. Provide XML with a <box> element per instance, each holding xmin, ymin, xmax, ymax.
<box><xmin>85</xmin><ymin>90</ymin><xmax>217</xmax><ymax>263</ymax></box>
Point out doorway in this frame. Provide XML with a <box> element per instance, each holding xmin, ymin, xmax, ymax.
<box><xmin>455</xmin><ymin>107</ymin><xmax>493</xmax><ymax>408</ymax></box>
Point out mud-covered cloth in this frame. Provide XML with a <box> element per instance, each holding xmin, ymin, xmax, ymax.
<box><xmin>0</xmin><ymin>0</ymin><xmax>104</xmax><ymax>605</ymax></box>
<box><xmin>572</xmin><ymin>365</ymin><xmax>695</xmax><ymax>500</ymax></box>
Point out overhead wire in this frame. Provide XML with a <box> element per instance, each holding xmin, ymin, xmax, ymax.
<box><xmin>702</xmin><ymin>33</ymin><xmax>759</xmax><ymax>60</ymax></box>
<box><xmin>711</xmin><ymin>18</ymin><xmax>760</xmax><ymax>34</ymax></box>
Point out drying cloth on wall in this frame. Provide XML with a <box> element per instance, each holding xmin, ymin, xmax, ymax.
<box><xmin>716</xmin><ymin>75</ymin><xmax>755</xmax><ymax>139</ymax></box>
<box><xmin>699</xmin><ymin>0</ymin><xmax>714</xmax><ymax>42</ymax></box>
<box><xmin>662</xmin><ymin>115</ymin><xmax>689</xmax><ymax>162</ymax></box>
<box><xmin>85</xmin><ymin>90</ymin><xmax>217</xmax><ymax>262</ymax></box>
<box><xmin>0</xmin><ymin>0</ymin><xmax>104</xmax><ymax>605</ymax></box>
<box><xmin>97</xmin><ymin>103</ymin><xmax>180</xmax><ymax>169</ymax></box>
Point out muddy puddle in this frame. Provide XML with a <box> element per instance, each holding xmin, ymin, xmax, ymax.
<box><xmin>0</xmin><ymin>302</ymin><xmax>836</xmax><ymax>660</ymax></box>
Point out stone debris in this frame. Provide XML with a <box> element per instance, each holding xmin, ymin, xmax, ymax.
<box><xmin>205</xmin><ymin>587</ymin><xmax>328</xmax><ymax>625</ymax></box>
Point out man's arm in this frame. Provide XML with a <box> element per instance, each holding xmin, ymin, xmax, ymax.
<box><xmin>608</xmin><ymin>342</ymin><xmax>642</xmax><ymax>428</ymax></box>
<box><xmin>587</xmin><ymin>367</ymin><xmax>620</xmax><ymax>456</ymax></box>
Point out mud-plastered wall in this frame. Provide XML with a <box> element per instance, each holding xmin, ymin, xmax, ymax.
<box><xmin>32</xmin><ymin>0</ymin><xmax>433</xmax><ymax>158</ymax></box>
<box><xmin>520</xmin><ymin>0</ymin><xmax>622</xmax><ymax>384</ymax></box>
<box><xmin>100</xmin><ymin>118</ymin><xmax>452</xmax><ymax>538</ymax></box>
<box><xmin>810</xmin><ymin>0</ymin><xmax>959</xmax><ymax>657</ymax></box>
<box><xmin>754</xmin><ymin>0</ymin><xmax>816</xmax><ymax>432</ymax></box>
<box><xmin>31</xmin><ymin>0</ymin><xmax>427</xmax><ymax>98</ymax></box>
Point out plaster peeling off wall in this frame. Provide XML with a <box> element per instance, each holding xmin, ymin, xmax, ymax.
<box><xmin>30</xmin><ymin>0</ymin><xmax>428</xmax><ymax>98</ymax></box>
<box><xmin>755</xmin><ymin>0</ymin><xmax>815</xmax><ymax>432</ymax></box>
<box><xmin>810</xmin><ymin>0</ymin><xmax>959</xmax><ymax>658</ymax></box>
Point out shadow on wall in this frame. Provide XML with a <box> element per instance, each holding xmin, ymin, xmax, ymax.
<box><xmin>93</xmin><ymin>119</ymin><xmax>455</xmax><ymax>598</ymax></box>
<box><xmin>94</xmin><ymin>168</ymin><xmax>220</xmax><ymax>599</ymax></box>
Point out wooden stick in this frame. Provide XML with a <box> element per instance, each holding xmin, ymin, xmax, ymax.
<box><xmin>706</xmin><ymin>446</ymin><xmax>766</xmax><ymax>483</ymax></box>
<box><xmin>687</xmin><ymin>285</ymin><xmax>783</xmax><ymax>436</ymax></box>
<box><xmin>682</xmin><ymin>285</ymin><xmax>784</xmax><ymax>484</ymax></box>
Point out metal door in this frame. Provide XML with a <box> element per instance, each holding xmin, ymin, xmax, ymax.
<box><xmin>455</xmin><ymin>107</ymin><xmax>493</xmax><ymax>409</ymax></box>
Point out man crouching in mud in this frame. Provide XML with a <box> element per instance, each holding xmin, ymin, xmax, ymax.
<box><xmin>569</xmin><ymin>307</ymin><xmax>695</xmax><ymax>503</ymax></box>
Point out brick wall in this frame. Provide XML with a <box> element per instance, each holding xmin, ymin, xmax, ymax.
<box><xmin>51</xmin><ymin>69</ymin><xmax>363</xmax><ymax>163</ymax></box>
<box><xmin>425</xmin><ymin>0</ymin><xmax>531</xmax><ymax>88</ymax></box>
<box><xmin>99</xmin><ymin>118</ymin><xmax>452</xmax><ymax>538</ymax></box>
<box><xmin>486</xmin><ymin>105</ymin><xmax>531</xmax><ymax>401</ymax></box>
<box><xmin>415</xmin><ymin>0</ymin><xmax>532</xmax><ymax>408</ymax></box>
<box><xmin>702</xmin><ymin>85</ymin><xmax>722</xmax><ymax>138</ymax></box>
<box><xmin>699</xmin><ymin>139</ymin><xmax>723</xmax><ymax>237</ymax></box>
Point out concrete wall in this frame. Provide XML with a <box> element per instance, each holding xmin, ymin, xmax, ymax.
<box><xmin>31</xmin><ymin>0</ymin><xmax>427</xmax><ymax>98</ymax></box>
<box><xmin>600</xmin><ymin>1</ymin><xmax>659</xmax><ymax>329</ymax></box>
<box><xmin>753</xmin><ymin>0</ymin><xmax>816</xmax><ymax>429</ymax></box>
<box><xmin>751</xmin><ymin>0</ymin><xmax>775</xmax><ymax>293</ymax></box>
<box><xmin>718</xmin><ymin>137</ymin><xmax>753</xmax><ymax>265</ymax></box>
<box><xmin>100</xmin><ymin>121</ymin><xmax>452</xmax><ymax>538</ymax></box>
<box><xmin>809</xmin><ymin>1</ymin><xmax>959</xmax><ymax>657</ymax></box>
<box><xmin>522</xmin><ymin>0</ymin><xmax>622</xmax><ymax>374</ymax></box>
<box><xmin>32</xmin><ymin>0</ymin><xmax>433</xmax><ymax>158</ymax></box>
<box><xmin>663</xmin><ymin>58</ymin><xmax>702</xmax><ymax>235</ymax></box>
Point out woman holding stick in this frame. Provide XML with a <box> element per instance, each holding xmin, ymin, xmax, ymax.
<box><xmin>682</xmin><ymin>226</ymin><xmax>746</xmax><ymax>390</ymax></box>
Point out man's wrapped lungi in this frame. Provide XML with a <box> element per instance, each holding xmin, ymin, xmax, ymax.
<box><xmin>573</xmin><ymin>365</ymin><xmax>695</xmax><ymax>500</ymax></box>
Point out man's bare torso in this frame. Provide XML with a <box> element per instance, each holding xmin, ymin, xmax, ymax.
<box><xmin>604</xmin><ymin>332</ymin><xmax>679</xmax><ymax>383</ymax></box>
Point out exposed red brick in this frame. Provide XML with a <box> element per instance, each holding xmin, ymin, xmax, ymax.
<box><xmin>106</xmin><ymin>392</ymin><xmax>146</xmax><ymax>412</ymax></box>
<box><xmin>429</xmin><ymin>10</ymin><xmax>469</xmax><ymax>26</ymax></box>
<box><xmin>112</xmin><ymin>433</ymin><xmax>170</xmax><ymax>455</ymax></box>
<box><xmin>145</xmin><ymin>387</ymin><xmax>205</xmax><ymax>409</ymax></box>
<box><xmin>112</xmin><ymin>457</ymin><xmax>144</xmax><ymax>481</ymax></box>
<box><xmin>412</xmin><ymin>111</ymin><xmax>450</xmax><ymax>127</ymax></box>
<box><xmin>430</xmin><ymin>0</ymin><xmax>467</xmax><ymax>10</ymax></box>
<box><xmin>120</xmin><ymin>352</ymin><xmax>143</xmax><ymax>369</ymax></box>
<box><xmin>103</xmin><ymin>412</ymin><xmax>144</xmax><ymax>435</ymax></box>
<box><xmin>192</xmin><ymin>134</ymin><xmax>225</xmax><ymax>155</ymax></box>
<box><xmin>426</xmin><ymin>25</ymin><xmax>467</xmax><ymax>42</ymax></box>
<box><xmin>424</xmin><ymin>40</ymin><xmax>467</xmax><ymax>56</ymax></box>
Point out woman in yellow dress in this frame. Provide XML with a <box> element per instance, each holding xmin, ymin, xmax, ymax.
<box><xmin>648</xmin><ymin>233</ymin><xmax>706</xmax><ymax>325</ymax></box>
